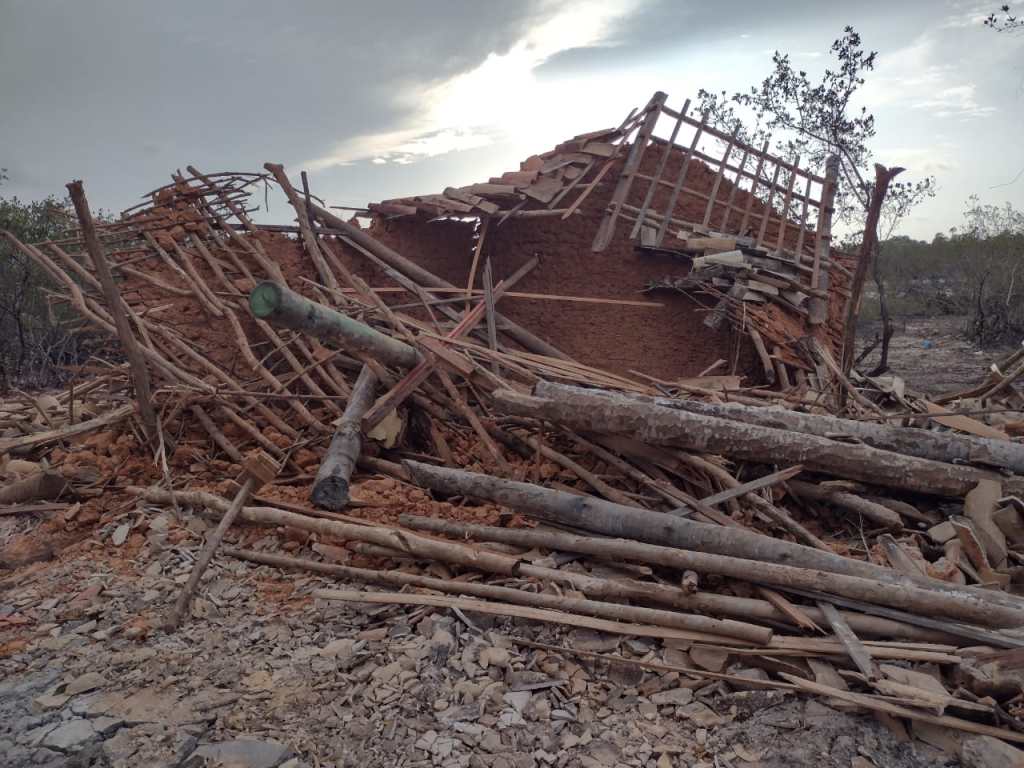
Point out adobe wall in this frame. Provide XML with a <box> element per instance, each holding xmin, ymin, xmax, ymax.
<box><xmin>364</xmin><ymin>147</ymin><xmax>766</xmax><ymax>382</ymax></box>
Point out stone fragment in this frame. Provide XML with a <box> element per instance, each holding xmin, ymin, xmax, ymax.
<box><xmin>41</xmin><ymin>719</ymin><xmax>97</xmax><ymax>753</ymax></box>
<box><xmin>649</xmin><ymin>688</ymin><xmax>694</xmax><ymax>707</ymax></box>
<box><xmin>184</xmin><ymin>739</ymin><xmax>294</xmax><ymax>768</ymax></box>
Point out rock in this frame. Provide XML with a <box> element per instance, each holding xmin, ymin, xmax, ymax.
<box><xmin>675</xmin><ymin>701</ymin><xmax>724</xmax><ymax>727</ymax></box>
<box><xmin>111</xmin><ymin>523</ymin><xmax>131</xmax><ymax>547</ymax></box>
<box><xmin>567</xmin><ymin>630</ymin><xmax>619</xmax><ymax>653</ymax></box>
<box><xmin>32</xmin><ymin>694</ymin><xmax>69</xmax><ymax>712</ymax></box>
<box><xmin>649</xmin><ymin>687</ymin><xmax>694</xmax><ymax>707</ymax></box>
<box><xmin>90</xmin><ymin>716</ymin><xmax>124</xmax><ymax>737</ymax></box>
<box><xmin>184</xmin><ymin>739</ymin><xmax>294</xmax><ymax>768</ymax></box>
<box><xmin>41</xmin><ymin>720</ymin><xmax>97</xmax><ymax>753</ymax></box>
<box><xmin>961</xmin><ymin>735</ymin><xmax>1024</xmax><ymax>768</ymax></box>
<box><xmin>480</xmin><ymin>646</ymin><xmax>511</xmax><ymax>669</ymax></box>
<box><xmin>503</xmin><ymin>691</ymin><xmax>532</xmax><ymax>714</ymax></box>
<box><xmin>62</xmin><ymin>672</ymin><xmax>106</xmax><ymax>697</ymax></box>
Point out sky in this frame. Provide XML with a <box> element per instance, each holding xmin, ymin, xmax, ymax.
<box><xmin>2</xmin><ymin>0</ymin><xmax>1023</xmax><ymax>241</ymax></box>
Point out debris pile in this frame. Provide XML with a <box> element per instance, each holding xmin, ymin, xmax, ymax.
<box><xmin>3</xmin><ymin>91</ymin><xmax>1024</xmax><ymax>764</ymax></box>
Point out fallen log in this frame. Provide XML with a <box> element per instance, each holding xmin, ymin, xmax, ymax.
<box><xmin>498</xmin><ymin>384</ymin><xmax>1005</xmax><ymax>498</ymax></box>
<box><xmin>226</xmin><ymin>548</ymin><xmax>772</xmax><ymax>644</ymax></box>
<box><xmin>311</xmin><ymin>364</ymin><xmax>377</xmax><ymax>510</ymax></box>
<box><xmin>249</xmin><ymin>281</ymin><xmax>421</xmax><ymax>370</ymax></box>
<box><xmin>609</xmin><ymin>388</ymin><xmax>1024</xmax><ymax>475</ymax></box>
<box><xmin>401</xmin><ymin>462</ymin><xmax>1024</xmax><ymax>626</ymax></box>
<box><xmin>0</xmin><ymin>471</ymin><xmax>69</xmax><ymax>505</ymax></box>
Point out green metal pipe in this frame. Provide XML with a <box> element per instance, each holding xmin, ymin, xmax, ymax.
<box><xmin>249</xmin><ymin>281</ymin><xmax>421</xmax><ymax>370</ymax></box>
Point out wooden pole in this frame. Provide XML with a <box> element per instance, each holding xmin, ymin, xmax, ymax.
<box><xmin>311</xmin><ymin>364</ymin><xmax>377</xmax><ymax>510</ymax></box>
<box><xmin>392</xmin><ymin>490</ymin><xmax>1024</xmax><ymax>628</ymax></box>
<box><xmin>630</xmin><ymin>388</ymin><xmax>1024</xmax><ymax>475</ymax></box>
<box><xmin>66</xmin><ymin>180</ymin><xmax>159</xmax><ymax>444</ymax></box>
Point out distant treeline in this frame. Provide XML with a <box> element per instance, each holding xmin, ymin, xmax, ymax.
<box><xmin>861</xmin><ymin>200</ymin><xmax>1024</xmax><ymax>346</ymax></box>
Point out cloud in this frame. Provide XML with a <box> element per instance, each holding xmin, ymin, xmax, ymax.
<box><xmin>306</xmin><ymin>0</ymin><xmax>641</xmax><ymax>169</ymax></box>
<box><xmin>859</xmin><ymin>33</ymin><xmax>997</xmax><ymax>119</ymax></box>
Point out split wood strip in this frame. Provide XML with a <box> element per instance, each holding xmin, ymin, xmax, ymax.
<box><xmin>663</xmin><ymin>108</ymin><xmax>827</xmax><ymax>185</ymax></box>
<box><xmin>653</xmin><ymin>112</ymin><xmax>707</xmax><ymax>247</ymax></box>
<box><xmin>794</xmin><ymin>175</ymin><xmax>814</xmax><ymax>258</ymax></box>
<box><xmin>629</xmin><ymin>98</ymin><xmax>689</xmax><ymax>239</ymax></box>
<box><xmin>313</xmin><ymin>588</ymin><xmax>761</xmax><ymax>646</ymax></box>
<box><xmin>702</xmin><ymin>125</ymin><xmax>739</xmax><ymax>228</ymax></box>
<box><xmin>738</xmin><ymin>140</ymin><xmax>771</xmax><ymax>235</ymax></box>
<box><xmin>229</xmin><ymin>549</ymin><xmax>771</xmax><ymax>644</ymax></box>
<box><xmin>755</xmin><ymin>162</ymin><xmax>783</xmax><ymax>248</ymax></box>
<box><xmin>0</xmin><ymin>404</ymin><xmax>133</xmax><ymax>454</ymax></box>
<box><xmin>773</xmin><ymin>154</ymin><xmax>801</xmax><ymax>254</ymax></box>
<box><xmin>818</xmin><ymin>601</ymin><xmax>880</xmax><ymax>680</ymax></box>
<box><xmin>465</xmin><ymin>217</ymin><xmax>489</xmax><ymax>309</ymax></box>
<box><xmin>717</xmin><ymin>143</ymin><xmax>752</xmax><ymax>232</ymax></box>
<box><xmin>698</xmin><ymin>464</ymin><xmax>803</xmax><ymax>508</ymax></box>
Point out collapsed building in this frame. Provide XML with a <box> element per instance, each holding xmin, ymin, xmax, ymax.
<box><xmin>3</xmin><ymin>90</ymin><xmax>1024</xmax><ymax>760</ymax></box>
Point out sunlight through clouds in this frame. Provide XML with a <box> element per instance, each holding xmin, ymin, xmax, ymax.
<box><xmin>306</xmin><ymin>0</ymin><xmax>642</xmax><ymax>169</ymax></box>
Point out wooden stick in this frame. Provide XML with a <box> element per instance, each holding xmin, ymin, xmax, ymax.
<box><xmin>698</xmin><ymin>464</ymin><xmax>803</xmax><ymax>507</ymax></box>
<box><xmin>263</xmin><ymin>163</ymin><xmax>338</xmax><ymax>291</ymax></box>
<box><xmin>313</xmin><ymin>588</ymin><xmax>757</xmax><ymax>646</ymax></box>
<box><xmin>164</xmin><ymin>452</ymin><xmax>278</xmax><ymax>630</ymax></box>
<box><xmin>228</xmin><ymin>549</ymin><xmax>771</xmax><ymax>644</ymax></box>
<box><xmin>465</xmin><ymin>217</ymin><xmax>489</xmax><ymax>309</ymax></box>
<box><xmin>67</xmin><ymin>181</ymin><xmax>159</xmax><ymax>444</ymax></box>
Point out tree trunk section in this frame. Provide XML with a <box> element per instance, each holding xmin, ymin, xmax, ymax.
<box><xmin>500</xmin><ymin>385</ymin><xmax>1007</xmax><ymax>498</ymax></box>
<box><xmin>311</xmin><ymin>364</ymin><xmax>377</xmax><ymax>509</ymax></box>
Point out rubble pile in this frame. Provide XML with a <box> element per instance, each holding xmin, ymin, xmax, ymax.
<box><xmin>2</xmin><ymin>91</ymin><xmax>1024</xmax><ymax>766</ymax></box>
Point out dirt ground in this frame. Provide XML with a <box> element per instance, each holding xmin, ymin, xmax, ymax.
<box><xmin>856</xmin><ymin>315</ymin><xmax>1019</xmax><ymax>396</ymax></box>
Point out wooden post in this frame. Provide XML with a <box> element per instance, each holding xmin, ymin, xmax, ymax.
<box><xmin>311</xmin><ymin>364</ymin><xmax>377</xmax><ymax>510</ymax></box>
<box><xmin>808</xmin><ymin>155</ymin><xmax>840</xmax><ymax>325</ymax></box>
<box><xmin>66</xmin><ymin>180</ymin><xmax>159</xmax><ymax>444</ymax></box>
<box><xmin>482</xmin><ymin>257</ymin><xmax>499</xmax><ymax>374</ymax></box>
<box><xmin>164</xmin><ymin>451</ymin><xmax>279</xmax><ymax>629</ymax></box>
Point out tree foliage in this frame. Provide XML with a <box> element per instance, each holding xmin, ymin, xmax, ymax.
<box><xmin>986</xmin><ymin>5</ymin><xmax>1024</xmax><ymax>32</ymax></box>
<box><xmin>0</xmin><ymin>174</ymin><xmax>82</xmax><ymax>390</ymax></box>
<box><xmin>696</xmin><ymin>27</ymin><xmax>934</xmax><ymax>229</ymax></box>
<box><xmin>870</xmin><ymin>199</ymin><xmax>1024</xmax><ymax>345</ymax></box>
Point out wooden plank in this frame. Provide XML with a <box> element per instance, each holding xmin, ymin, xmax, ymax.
<box><xmin>921</xmin><ymin>400</ymin><xmax>1009</xmax><ymax>440</ymax></box>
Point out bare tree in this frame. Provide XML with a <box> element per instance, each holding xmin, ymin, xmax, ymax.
<box><xmin>697</xmin><ymin>27</ymin><xmax>935</xmax><ymax>373</ymax></box>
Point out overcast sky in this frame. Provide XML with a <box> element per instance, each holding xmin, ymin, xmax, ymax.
<box><xmin>2</xmin><ymin>0</ymin><xmax>1023</xmax><ymax>240</ymax></box>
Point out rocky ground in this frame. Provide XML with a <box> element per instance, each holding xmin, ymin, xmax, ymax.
<box><xmin>856</xmin><ymin>315</ymin><xmax>1018</xmax><ymax>395</ymax></box>
<box><xmin>0</xmin><ymin>499</ymin><xmax>960</xmax><ymax>768</ymax></box>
